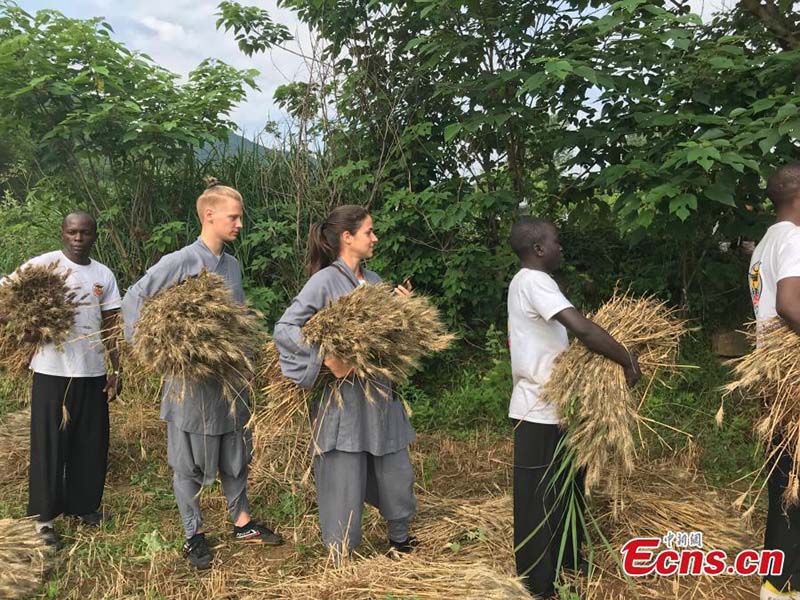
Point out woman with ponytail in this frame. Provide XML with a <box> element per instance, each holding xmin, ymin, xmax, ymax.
<box><xmin>273</xmin><ymin>205</ymin><xmax>417</xmax><ymax>560</ymax></box>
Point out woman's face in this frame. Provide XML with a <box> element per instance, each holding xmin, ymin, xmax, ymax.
<box><xmin>343</xmin><ymin>214</ymin><xmax>378</xmax><ymax>260</ymax></box>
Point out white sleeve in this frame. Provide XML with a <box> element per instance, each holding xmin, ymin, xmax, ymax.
<box><xmin>102</xmin><ymin>270</ymin><xmax>122</xmax><ymax>311</ymax></box>
<box><xmin>522</xmin><ymin>273</ymin><xmax>573</xmax><ymax>321</ymax></box>
<box><xmin>777</xmin><ymin>231</ymin><xmax>800</xmax><ymax>282</ymax></box>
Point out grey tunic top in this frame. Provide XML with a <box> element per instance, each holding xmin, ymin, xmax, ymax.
<box><xmin>121</xmin><ymin>238</ymin><xmax>250</xmax><ymax>435</ymax></box>
<box><xmin>273</xmin><ymin>258</ymin><xmax>416</xmax><ymax>456</ymax></box>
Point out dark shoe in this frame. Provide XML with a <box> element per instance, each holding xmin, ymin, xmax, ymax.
<box><xmin>37</xmin><ymin>525</ymin><xmax>59</xmax><ymax>549</ymax></box>
<box><xmin>233</xmin><ymin>521</ymin><xmax>284</xmax><ymax>546</ymax></box>
<box><xmin>388</xmin><ymin>535</ymin><xmax>418</xmax><ymax>554</ymax></box>
<box><xmin>71</xmin><ymin>511</ymin><xmax>106</xmax><ymax>527</ymax></box>
<box><xmin>183</xmin><ymin>533</ymin><xmax>212</xmax><ymax>570</ymax></box>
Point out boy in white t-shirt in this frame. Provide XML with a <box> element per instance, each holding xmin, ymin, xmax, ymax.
<box><xmin>507</xmin><ymin>217</ymin><xmax>641</xmax><ymax>599</ymax></box>
<box><xmin>748</xmin><ymin>164</ymin><xmax>800</xmax><ymax>600</ymax></box>
<box><xmin>2</xmin><ymin>212</ymin><xmax>122</xmax><ymax>549</ymax></box>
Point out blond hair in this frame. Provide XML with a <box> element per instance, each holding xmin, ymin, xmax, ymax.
<box><xmin>196</xmin><ymin>176</ymin><xmax>243</xmax><ymax>222</ymax></box>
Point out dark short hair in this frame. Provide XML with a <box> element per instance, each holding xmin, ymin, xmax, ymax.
<box><xmin>510</xmin><ymin>217</ymin><xmax>554</xmax><ymax>259</ymax></box>
<box><xmin>62</xmin><ymin>211</ymin><xmax>97</xmax><ymax>233</ymax></box>
<box><xmin>767</xmin><ymin>163</ymin><xmax>800</xmax><ymax>209</ymax></box>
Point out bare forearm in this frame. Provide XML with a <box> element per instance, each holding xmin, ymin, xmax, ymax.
<box><xmin>576</xmin><ymin>323</ymin><xmax>633</xmax><ymax>370</ymax></box>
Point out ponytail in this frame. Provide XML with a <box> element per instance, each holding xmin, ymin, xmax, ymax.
<box><xmin>307</xmin><ymin>205</ymin><xmax>369</xmax><ymax>275</ymax></box>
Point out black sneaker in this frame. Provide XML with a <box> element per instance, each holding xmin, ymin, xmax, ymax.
<box><xmin>182</xmin><ymin>533</ymin><xmax>212</xmax><ymax>570</ymax></box>
<box><xmin>70</xmin><ymin>511</ymin><xmax>106</xmax><ymax>527</ymax></box>
<box><xmin>233</xmin><ymin>521</ymin><xmax>284</xmax><ymax>546</ymax></box>
<box><xmin>37</xmin><ymin>525</ymin><xmax>59</xmax><ymax>549</ymax></box>
<box><xmin>388</xmin><ymin>535</ymin><xmax>418</xmax><ymax>554</ymax></box>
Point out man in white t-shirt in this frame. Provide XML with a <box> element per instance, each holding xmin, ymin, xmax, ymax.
<box><xmin>3</xmin><ymin>212</ymin><xmax>122</xmax><ymax>548</ymax></box>
<box><xmin>748</xmin><ymin>164</ymin><xmax>800</xmax><ymax>600</ymax></box>
<box><xmin>507</xmin><ymin>217</ymin><xmax>641</xmax><ymax>599</ymax></box>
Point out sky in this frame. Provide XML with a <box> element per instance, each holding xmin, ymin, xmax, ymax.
<box><xmin>17</xmin><ymin>0</ymin><xmax>316</xmax><ymax>137</ymax></box>
<box><xmin>16</xmin><ymin>0</ymin><xmax>729</xmax><ymax>138</ymax></box>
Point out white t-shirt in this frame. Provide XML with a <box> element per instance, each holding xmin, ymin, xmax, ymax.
<box><xmin>507</xmin><ymin>268</ymin><xmax>573</xmax><ymax>424</ymax></box>
<box><xmin>10</xmin><ymin>251</ymin><xmax>122</xmax><ymax>377</ymax></box>
<box><xmin>749</xmin><ymin>221</ymin><xmax>800</xmax><ymax>323</ymax></box>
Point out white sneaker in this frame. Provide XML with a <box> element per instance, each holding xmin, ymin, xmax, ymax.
<box><xmin>761</xmin><ymin>581</ymin><xmax>800</xmax><ymax>599</ymax></box>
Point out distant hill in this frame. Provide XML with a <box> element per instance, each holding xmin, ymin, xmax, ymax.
<box><xmin>195</xmin><ymin>131</ymin><xmax>271</xmax><ymax>161</ymax></box>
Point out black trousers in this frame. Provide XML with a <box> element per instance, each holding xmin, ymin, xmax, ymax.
<box><xmin>764</xmin><ymin>444</ymin><xmax>800</xmax><ymax>591</ymax></box>
<box><xmin>513</xmin><ymin>420</ymin><xmax>584</xmax><ymax>597</ymax></box>
<box><xmin>28</xmin><ymin>373</ymin><xmax>109</xmax><ymax>522</ymax></box>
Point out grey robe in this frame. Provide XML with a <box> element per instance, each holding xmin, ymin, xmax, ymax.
<box><xmin>273</xmin><ymin>259</ymin><xmax>416</xmax><ymax>455</ymax></box>
<box><xmin>121</xmin><ymin>238</ymin><xmax>250</xmax><ymax>435</ymax></box>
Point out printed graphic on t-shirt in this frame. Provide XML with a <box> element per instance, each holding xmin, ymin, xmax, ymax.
<box><xmin>92</xmin><ymin>283</ymin><xmax>104</xmax><ymax>297</ymax></box>
<box><xmin>749</xmin><ymin>261</ymin><xmax>762</xmax><ymax>314</ymax></box>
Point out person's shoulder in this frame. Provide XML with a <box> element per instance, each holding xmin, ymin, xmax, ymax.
<box><xmin>307</xmin><ymin>265</ymin><xmax>339</xmax><ymax>287</ymax></box>
<box><xmin>223</xmin><ymin>250</ymin><xmax>241</xmax><ymax>266</ymax></box>
<box><xmin>89</xmin><ymin>258</ymin><xmax>117</xmax><ymax>278</ymax></box>
<box><xmin>518</xmin><ymin>268</ymin><xmax>559</xmax><ymax>288</ymax></box>
<box><xmin>363</xmin><ymin>268</ymin><xmax>381</xmax><ymax>283</ymax></box>
<box><xmin>26</xmin><ymin>250</ymin><xmax>62</xmax><ymax>266</ymax></box>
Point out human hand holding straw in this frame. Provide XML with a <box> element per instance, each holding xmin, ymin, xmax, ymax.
<box><xmin>324</xmin><ymin>355</ymin><xmax>353</xmax><ymax>379</ymax></box>
<box><xmin>394</xmin><ymin>277</ymin><xmax>413</xmax><ymax>297</ymax></box>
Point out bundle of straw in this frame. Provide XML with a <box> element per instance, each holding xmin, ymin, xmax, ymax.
<box><xmin>0</xmin><ymin>262</ymin><xmax>82</xmax><ymax>378</ymax></box>
<box><xmin>302</xmin><ymin>283</ymin><xmax>455</xmax><ymax>385</ymax></box>
<box><xmin>256</xmin><ymin>283</ymin><xmax>453</xmax><ymax>427</ymax></box>
<box><xmin>130</xmin><ymin>271</ymin><xmax>264</xmax><ymax>399</ymax></box>
<box><xmin>724</xmin><ymin>319</ymin><xmax>800</xmax><ymax>506</ymax></box>
<box><xmin>0</xmin><ymin>519</ymin><xmax>52</xmax><ymax>599</ymax></box>
<box><xmin>543</xmin><ymin>292</ymin><xmax>686</xmax><ymax>495</ymax></box>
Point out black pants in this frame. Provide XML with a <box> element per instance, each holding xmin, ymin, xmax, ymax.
<box><xmin>28</xmin><ymin>373</ymin><xmax>109</xmax><ymax>522</ymax></box>
<box><xmin>513</xmin><ymin>420</ymin><xmax>584</xmax><ymax>597</ymax></box>
<box><xmin>764</xmin><ymin>444</ymin><xmax>800</xmax><ymax>591</ymax></box>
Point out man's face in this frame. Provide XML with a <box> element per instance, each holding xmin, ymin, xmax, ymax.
<box><xmin>537</xmin><ymin>225</ymin><xmax>564</xmax><ymax>272</ymax></box>
<box><xmin>61</xmin><ymin>215</ymin><xmax>98</xmax><ymax>260</ymax></box>
<box><xmin>207</xmin><ymin>197</ymin><xmax>243</xmax><ymax>242</ymax></box>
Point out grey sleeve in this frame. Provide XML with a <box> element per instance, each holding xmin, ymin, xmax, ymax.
<box><xmin>273</xmin><ymin>273</ymin><xmax>330</xmax><ymax>389</ymax></box>
<box><xmin>121</xmin><ymin>252</ymin><xmax>185</xmax><ymax>342</ymax></box>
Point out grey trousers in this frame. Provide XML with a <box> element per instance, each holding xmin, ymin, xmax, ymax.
<box><xmin>314</xmin><ymin>448</ymin><xmax>416</xmax><ymax>554</ymax></box>
<box><xmin>166</xmin><ymin>423</ymin><xmax>252</xmax><ymax>538</ymax></box>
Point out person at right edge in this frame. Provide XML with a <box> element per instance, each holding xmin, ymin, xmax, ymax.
<box><xmin>748</xmin><ymin>164</ymin><xmax>800</xmax><ymax>600</ymax></box>
<box><xmin>507</xmin><ymin>216</ymin><xmax>641</xmax><ymax>599</ymax></box>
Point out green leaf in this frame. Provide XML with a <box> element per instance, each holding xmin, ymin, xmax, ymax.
<box><xmin>776</xmin><ymin>103</ymin><xmax>798</xmax><ymax>121</ymax></box>
<box><xmin>751</xmin><ymin>98</ymin><xmax>776</xmax><ymax>114</ymax></box>
<box><xmin>705</xmin><ymin>182</ymin><xmax>736</xmax><ymax>206</ymax></box>
<box><xmin>545</xmin><ymin>60</ymin><xmax>573</xmax><ymax>80</ymax></box>
<box><xmin>759</xmin><ymin>131</ymin><xmax>781</xmax><ymax>154</ymax></box>
<box><xmin>443</xmin><ymin>123</ymin><xmax>462</xmax><ymax>143</ymax></box>
<box><xmin>573</xmin><ymin>65</ymin><xmax>598</xmax><ymax>85</ymax></box>
<box><xmin>729</xmin><ymin>108</ymin><xmax>747</xmax><ymax>118</ymax></box>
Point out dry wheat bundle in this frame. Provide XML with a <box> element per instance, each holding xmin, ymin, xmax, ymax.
<box><xmin>261</xmin><ymin>554</ymin><xmax>532</xmax><ymax>600</ymax></box>
<box><xmin>0</xmin><ymin>518</ymin><xmax>52</xmax><ymax>599</ymax></box>
<box><xmin>130</xmin><ymin>271</ymin><xmax>264</xmax><ymax>401</ymax></box>
<box><xmin>253</xmin><ymin>285</ymin><xmax>453</xmax><ymax>482</ymax></box>
<box><xmin>724</xmin><ymin>319</ymin><xmax>800</xmax><ymax>505</ymax></box>
<box><xmin>543</xmin><ymin>292</ymin><xmax>687</xmax><ymax>495</ymax></box>
<box><xmin>0</xmin><ymin>262</ymin><xmax>82</xmax><ymax>378</ymax></box>
<box><xmin>301</xmin><ymin>283</ymin><xmax>455</xmax><ymax>387</ymax></box>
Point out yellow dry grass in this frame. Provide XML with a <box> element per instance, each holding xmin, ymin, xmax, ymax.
<box><xmin>0</xmin><ymin>518</ymin><xmax>53</xmax><ymax>599</ymax></box>
<box><xmin>0</xmin><ymin>262</ymin><xmax>83</xmax><ymax>379</ymax></box>
<box><xmin>130</xmin><ymin>271</ymin><xmax>264</xmax><ymax>403</ymax></box>
<box><xmin>724</xmin><ymin>319</ymin><xmax>800</xmax><ymax>506</ymax></box>
<box><xmin>543</xmin><ymin>292</ymin><xmax>688</xmax><ymax>496</ymax></box>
